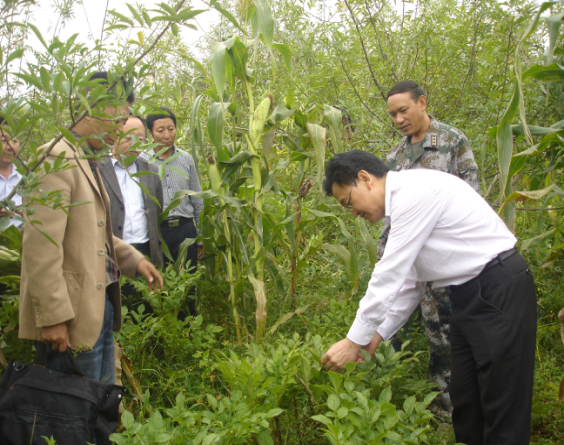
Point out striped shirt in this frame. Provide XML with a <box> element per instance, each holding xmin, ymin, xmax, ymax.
<box><xmin>141</xmin><ymin>145</ymin><xmax>203</xmax><ymax>237</ymax></box>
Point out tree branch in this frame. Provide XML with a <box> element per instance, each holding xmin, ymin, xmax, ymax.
<box><xmin>490</xmin><ymin>204</ymin><xmax>564</xmax><ymax>211</ymax></box>
<box><xmin>3</xmin><ymin>0</ymin><xmax>187</xmax><ymax>203</ymax></box>
<box><xmin>495</xmin><ymin>23</ymin><xmax>514</xmax><ymax>125</ymax></box>
<box><xmin>337</xmin><ymin>54</ymin><xmax>400</xmax><ymax>135</ymax></box>
<box><xmin>363</xmin><ymin>0</ymin><xmax>398</xmax><ymax>82</ymax></box>
<box><xmin>447</xmin><ymin>11</ymin><xmax>480</xmax><ymax>123</ymax></box>
<box><xmin>392</xmin><ymin>0</ymin><xmax>407</xmax><ymax>77</ymax></box>
<box><xmin>98</xmin><ymin>0</ymin><xmax>110</xmax><ymax>67</ymax></box>
<box><xmin>342</xmin><ymin>0</ymin><xmax>387</xmax><ymax>101</ymax></box>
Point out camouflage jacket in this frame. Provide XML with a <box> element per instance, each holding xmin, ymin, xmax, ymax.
<box><xmin>385</xmin><ymin>117</ymin><xmax>479</xmax><ymax>191</ymax></box>
<box><xmin>378</xmin><ymin>118</ymin><xmax>479</xmax><ymax>258</ymax></box>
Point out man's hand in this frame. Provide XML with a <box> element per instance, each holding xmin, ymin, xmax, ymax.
<box><xmin>136</xmin><ymin>258</ymin><xmax>164</xmax><ymax>292</ymax></box>
<box><xmin>321</xmin><ymin>338</ymin><xmax>362</xmax><ymax>372</ymax></box>
<box><xmin>357</xmin><ymin>332</ymin><xmax>383</xmax><ymax>361</ymax></box>
<box><xmin>42</xmin><ymin>323</ymin><xmax>71</xmax><ymax>353</ymax></box>
<box><xmin>197</xmin><ymin>245</ymin><xmax>205</xmax><ymax>260</ymax></box>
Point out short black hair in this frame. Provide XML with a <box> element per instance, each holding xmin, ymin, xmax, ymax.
<box><xmin>322</xmin><ymin>150</ymin><xmax>389</xmax><ymax>196</ymax></box>
<box><xmin>0</xmin><ymin>116</ymin><xmax>17</xmax><ymax>128</ymax></box>
<box><xmin>88</xmin><ymin>71</ymin><xmax>135</xmax><ymax>104</ymax></box>
<box><xmin>146</xmin><ymin>107</ymin><xmax>176</xmax><ymax>132</ymax></box>
<box><xmin>128</xmin><ymin>115</ymin><xmax>147</xmax><ymax>133</ymax></box>
<box><xmin>387</xmin><ymin>80</ymin><xmax>425</xmax><ymax>102</ymax></box>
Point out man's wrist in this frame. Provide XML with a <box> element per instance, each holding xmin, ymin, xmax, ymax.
<box><xmin>347</xmin><ymin>318</ymin><xmax>377</xmax><ymax>346</ymax></box>
<box><xmin>344</xmin><ymin>337</ymin><xmax>361</xmax><ymax>351</ymax></box>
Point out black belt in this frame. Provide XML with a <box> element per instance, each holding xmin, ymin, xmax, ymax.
<box><xmin>161</xmin><ymin>217</ymin><xmax>193</xmax><ymax>228</ymax></box>
<box><xmin>131</xmin><ymin>241</ymin><xmax>150</xmax><ymax>249</ymax></box>
<box><xmin>482</xmin><ymin>248</ymin><xmax>518</xmax><ymax>273</ymax></box>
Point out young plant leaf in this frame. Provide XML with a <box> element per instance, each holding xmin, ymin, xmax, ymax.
<box><xmin>273</xmin><ymin>43</ymin><xmax>292</xmax><ymax>72</ymax></box>
<box><xmin>208</xmin><ymin>102</ymin><xmax>224</xmax><ymax>159</ymax></box>
<box><xmin>323</xmin><ymin>105</ymin><xmax>344</xmax><ymax>153</ymax></box>
<box><xmin>306</xmin><ymin>123</ymin><xmax>326</xmax><ymax>193</ymax></box>
<box><xmin>210</xmin><ymin>0</ymin><xmax>246</xmax><ymax>34</ymax></box>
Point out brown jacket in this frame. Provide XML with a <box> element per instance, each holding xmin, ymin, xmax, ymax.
<box><xmin>19</xmin><ymin>139</ymin><xmax>144</xmax><ymax>348</ymax></box>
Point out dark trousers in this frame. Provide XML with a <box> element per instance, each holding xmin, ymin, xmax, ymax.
<box><xmin>449</xmin><ymin>251</ymin><xmax>537</xmax><ymax>445</ymax></box>
<box><xmin>122</xmin><ymin>241</ymin><xmax>153</xmax><ymax>317</ymax></box>
<box><xmin>161</xmin><ymin>218</ymin><xmax>198</xmax><ymax>320</ymax></box>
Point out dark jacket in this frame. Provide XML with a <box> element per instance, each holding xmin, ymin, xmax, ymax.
<box><xmin>99</xmin><ymin>156</ymin><xmax>164</xmax><ymax>266</ymax></box>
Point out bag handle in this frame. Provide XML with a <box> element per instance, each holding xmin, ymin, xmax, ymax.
<box><xmin>35</xmin><ymin>346</ymin><xmax>87</xmax><ymax>377</ymax></box>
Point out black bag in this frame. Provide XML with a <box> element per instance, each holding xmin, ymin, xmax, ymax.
<box><xmin>0</xmin><ymin>349</ymin><xmax>126</xmax><ymax>445</ymax></box>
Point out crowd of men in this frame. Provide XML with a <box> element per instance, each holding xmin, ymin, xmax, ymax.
<box><xmin>2</xmin><ymin>72</ymin><xmax>204</xmax><ymax>383</ymax></box>
<box><xmin>0</xmin><ymin>74</ymin><xmax>536</xmax><ymax>445</ymax></box>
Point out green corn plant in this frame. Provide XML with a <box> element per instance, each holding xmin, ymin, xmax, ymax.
<box><xmin>496</xmin><ymin>1</ymin><xmax>564</xmax><ymax>267</ymax></box>
<box><xmin>184</xmin><ymin>0</ymin><xmax>352</xmax><ymax>341</ymax></box>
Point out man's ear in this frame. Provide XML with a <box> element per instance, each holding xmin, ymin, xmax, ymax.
<box><xmin>418</xmin><ymin>94</ymin><xmax>427</xmax><ymax>112</ymax></box>
<box><xmin>357</xmin><ymin>170</ymin><xmax>372</xmax><ymax>188</ymax></box>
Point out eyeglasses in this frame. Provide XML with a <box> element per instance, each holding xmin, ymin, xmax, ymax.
<box><xmin>342</xmin><ymin>180</ymin><xmax>355</xmax><ymax>211</ymax></box>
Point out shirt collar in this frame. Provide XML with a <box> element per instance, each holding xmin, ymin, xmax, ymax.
<box><xmin>112</xmin><ymin>155</ymin><xmax>137</xmax><ymax>169</ymax></box>
<box><xmin>402</xmin><ymin>115</ymin><xmax>436</xmax><ymax>148</ymax></box>
<box><xmin>3</xmin><ymin>164</ymin><xmax>22</xmax><ymax>182</ymax></box>
<box><xmin>418</xmin><ymin>116</ymin><xmax>439</xmax><ymax>149</ymax></box>
<box><xmin>155</xmin><ymin>144</ymin><xmax>176</xmax><ymax>159</ymax></box>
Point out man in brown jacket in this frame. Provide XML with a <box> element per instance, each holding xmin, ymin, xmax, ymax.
<box><xmin>19</xmin><ymin>72</ymin><xmax>163</xmax><ymax>383</ymax></box>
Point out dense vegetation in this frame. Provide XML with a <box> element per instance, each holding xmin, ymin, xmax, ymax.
<box><xmin>1</xmin><ymin>0</ymin><xmax>564</xmax><ymax>443</ymax></box>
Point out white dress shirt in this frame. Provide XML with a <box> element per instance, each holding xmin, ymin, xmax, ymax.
<box><xmin>347</xmin><ymin>169</ymin><xmax>517</xmax><ymax>345</ymax></box>
<box><xmin>112</xmin><ymin>158</ymin><xmax>149</xmax><ymax>244</ymax></box>
<box><xmin>0</xmin><ymin>164</ymin><xmax>23</xmax><ymax>229</ymax></box>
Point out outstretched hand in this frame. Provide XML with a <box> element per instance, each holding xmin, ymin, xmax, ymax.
<box><xmin>136</xmin><ymin>258</ymin><xmax>164</xmax><ymax>292</ymax></box>
<box><xmin>321</xmin><ymin>338</ymin><xmax>361</xmax><ymax>372</ymax></box>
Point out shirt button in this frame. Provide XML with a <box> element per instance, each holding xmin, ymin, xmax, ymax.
<box><xmin>97</xmin><ymin>283</ymin><xmax>104</xmax><ymax>290</ymax></box>
<box><xmin>98</xmin><ymin>249</ymin><xmax>105</xmax><ymax>256</ymax></box>
<box><xmin>118</xmin><ymin>226</ymin><xmax>122</xmax><ymax>231</ymax></box>
<box><xmin>120</xmin><ymin>207</ymin><xmax>124</xmax><ymax>212</ymax></box>
<box><xmin>36</xmin><ymin>313</ymin><xmax>40</xmax><ymax>318</ymax></box>
<box><xmin>98</xmin><ymin>220</ymin><xmax>105</xmax><ymax>227</ymax></box>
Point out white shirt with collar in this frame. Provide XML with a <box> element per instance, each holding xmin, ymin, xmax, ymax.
<box><xmin>0</xmin><ymin>164</ymin><xmax>23</xmax><ymax>229</ymax></box>
<box><xmin>347</xmin><ymin>169</ymin><xmax>517</xmax><ymax>346</ymax></box>
<box><xmin>112</xmin><ymin>157</ymin><xmax>149</xmax><ymax>244</ymax></box>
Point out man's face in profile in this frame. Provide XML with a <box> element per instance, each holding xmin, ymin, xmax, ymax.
<box><xmin>387</xmin><ymin>92</ymin><xmax>427</xmax><ymax>137</ymax></box>
<box><xmin>0</xmin><ymin>126</ymin><xmax>20</xmax><ymax>166</ymax></box>
<box><xmin>114</xmin><ymin>117</ymin><xmax>146</xmax><ymax>165</ymax></box>
<box><xmin>85</xmin><ymin>103</ymin><xmax>131</xmax><ymax>151</ymax></box>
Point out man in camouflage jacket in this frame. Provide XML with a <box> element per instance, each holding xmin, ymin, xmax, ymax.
<box><xmin>379</xmin><ymin>81</ymin><xmax>479</xmax><ymax>415</ymax></box>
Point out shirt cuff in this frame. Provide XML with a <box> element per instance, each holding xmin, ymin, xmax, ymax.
<box><xmin>347</xmin><ymin>317</ymin><xmax>378</xmax><ymax>346</ymax></box>
<box><xmin>375</xmin><ymin>317</ymin><xmax>399</xmax><ymax>341</ymax></box>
